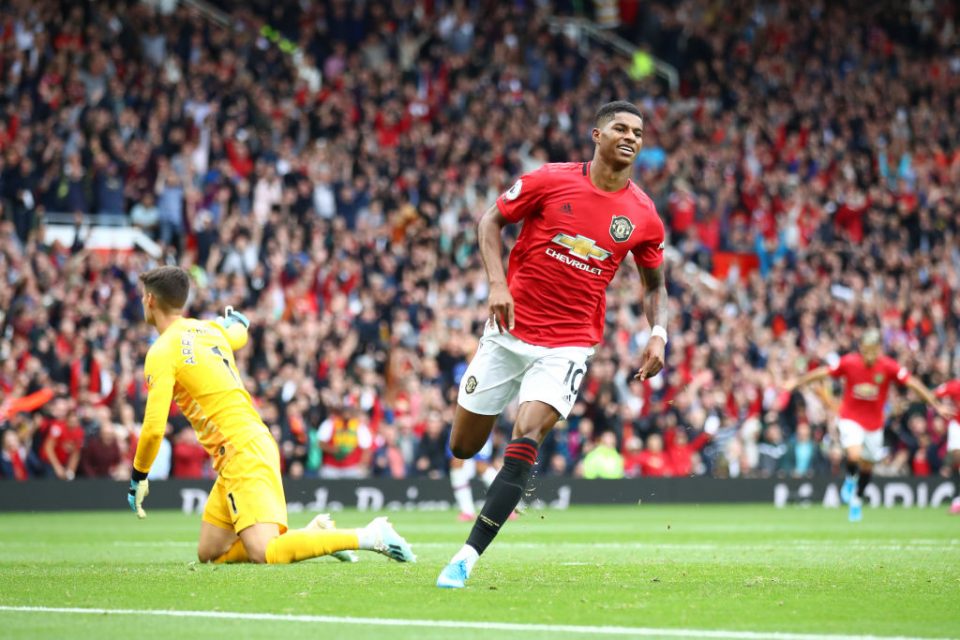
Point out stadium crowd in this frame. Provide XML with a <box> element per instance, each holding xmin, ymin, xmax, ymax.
<box><xmin>1</xmin><ymin>0</ymin><xmax>959</xmax><ymax>484</ymax></box>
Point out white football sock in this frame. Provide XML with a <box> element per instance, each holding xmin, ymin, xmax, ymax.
<box><xmin>480</xmin><ymin>465</ymin><xmax>498</xmax><ymax>487</ymax></box>
<box><xmin>450</xmin><ymin>467</ymin><xmax>476</xmax><ymax>515</ymax></box>
<box><xmin>357</xmin><ymin>526</ymin><xmax>375</xmax><ymax>550</ymax></box>
<box><xmin>451</xmin><ymin>544</ymin><xmax>480</xmax><ymax>572</ymax></box>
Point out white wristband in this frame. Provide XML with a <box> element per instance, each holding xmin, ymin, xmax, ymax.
<box><xmin>650</xmin><ymin>325</ymin><xmax>668</xmax><ymax>344</ymax></box>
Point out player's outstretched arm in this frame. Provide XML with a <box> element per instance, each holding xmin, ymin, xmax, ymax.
<box><xmin>635</xmin><ymin>264</ymin><xmax>668</xmax><ymax>380</ymax></box>
<box><xmin>905</xmin><ymin>376</ymin><xmax>950</xmax><ymax>418</ymax></box>
<box><xmin>477</xmin><ymin>203</ymin><xmax>515</xmax><ymax>333</ymax></box>
<box><xmin>784</xmin><ymin>366</ymin><xmax>830</xmax><ymax>393</ymax></box>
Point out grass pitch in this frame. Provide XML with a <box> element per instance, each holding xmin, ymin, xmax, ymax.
<box><xmin>0</xmin><ymin>505</ymin><xmax>957</xmax><ymax>639</ymax></box>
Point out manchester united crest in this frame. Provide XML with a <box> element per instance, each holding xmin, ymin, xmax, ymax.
<box><xmin>609</xmin><ymin>215</ymin><xmax>634</xmax><ymax>242</ymax></box>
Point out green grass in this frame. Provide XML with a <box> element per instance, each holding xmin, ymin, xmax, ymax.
<box><xmin>0</xmin><ymin>505</ymin><xmax>958</xmax><ymax>639</ymax></box>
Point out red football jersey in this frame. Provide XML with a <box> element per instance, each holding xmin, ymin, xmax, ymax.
<box><xmin>934</xmin><ymin>379</ymin><xmax>960</xmax><ymax>422</ymax></box>
<box><xmin>828</xmin><ymin>353</ymin><xmax>909</xmax><ymax>431</ymax></box>
<box><xmin>42</xmin><ymin>421</ymin><xmax>85</xmax><ymax>465</ymax></box>
<box><xmin>496</xmin><ymin>162</ymin><xmax>665</xmax><ymax>347</ymax></box>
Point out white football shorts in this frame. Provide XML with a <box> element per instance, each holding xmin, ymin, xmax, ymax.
<box><xmin>837</xmin><ymin>418</ymin><xmax>885</xmax><ymax>463</ymax></box>
<box><xmin>457</xmin><ymin>321</ymin><xmax>594</xmax><ymax>419</ymax></box>
<box><xmin>947</xmin><ymin>419</ymin><xmax>960</xmax><ymax>453</ymax></box>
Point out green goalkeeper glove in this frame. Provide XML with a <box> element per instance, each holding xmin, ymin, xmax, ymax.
<box><xmin>128</xmin><ymin>473</ymin><xmax>149</xmax><ymax>519</ymax></box>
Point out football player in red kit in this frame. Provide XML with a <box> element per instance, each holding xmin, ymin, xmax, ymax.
<box><xmin>437</xmin><ymin>101</ymin><xmax>668</xmax><ymax>588</ymax></box>
<box><xmin>786</xmin><ymin>329</ymin><xmax>946</xmax><ymax>522</ymax></box>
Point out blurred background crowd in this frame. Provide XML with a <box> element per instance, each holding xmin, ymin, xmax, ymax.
<box><xmin>1</xmin><ymin>0</ymin><xmax>959</xmax><ymax>483</ymax></box>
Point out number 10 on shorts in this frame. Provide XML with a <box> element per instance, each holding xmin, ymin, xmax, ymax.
<box><xmin>563</xmin><ymin>361</ymin><xmax>585</xmax><ymax>393</ymax></box>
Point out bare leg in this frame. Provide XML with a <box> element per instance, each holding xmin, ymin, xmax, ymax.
<box><xmin>511</xmin><ymin>400</ymin><xmax>561</xmax><ymax>443</ymax></box>
<box><xmin>449</xmin><ymin>405</ymin><xmax>498</xmax><ymax>459</ymax></box>
<box><xmin>198</xmin><ymin>521</ymin><xmax>241</xmax><ymax>563</ymax></box>
<box><xmin>239</xmin><ymin>522</ymin><xmax>283</xmax><ymax>564</ymax></box>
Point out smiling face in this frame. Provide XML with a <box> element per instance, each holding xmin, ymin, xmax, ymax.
<box><xmin>592</xmin><ymin>111</ymin><xmax>644</xmax><ymax>170</ymax></box>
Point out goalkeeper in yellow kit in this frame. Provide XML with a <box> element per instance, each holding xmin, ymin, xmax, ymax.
<box><xmin>128</xmin><ymin>266</ymin><xmax>415</xmax><ymax>564</ymax></box>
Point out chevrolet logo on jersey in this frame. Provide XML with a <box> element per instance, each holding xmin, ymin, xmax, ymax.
<box><xmin>551</xmin><ymin>234</ymin><xmax>612</xmax><ymax>261</ymax></box>
<box><xmin>852</xmin><ymin>382</ymin><xmax>879</xmax><ymax>401</ymax></box>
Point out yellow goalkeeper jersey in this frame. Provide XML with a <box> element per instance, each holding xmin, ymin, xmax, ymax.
<box><xmin>134</xmin><ymin>317</ymin><xmax>266</xmax><ymax>474</ymax></box>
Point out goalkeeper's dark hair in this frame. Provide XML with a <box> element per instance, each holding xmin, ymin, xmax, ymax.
<box><xmin>595</xmin><ymin>101</ymin><xmax>643</xmax><ymax>127</ymax></box>
<box><xmin>139</xmin><ymin>265</ymin><xmax>190</xmax><ymax>310</ymax></box>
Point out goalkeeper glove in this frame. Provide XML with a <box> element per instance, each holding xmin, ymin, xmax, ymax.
<box><xmin>218</xmin><ymin>306</ymin><xmax>250</xmax><ymax>330</ymax></box>
<box><xmin>128</xmin><ymin>472</ymin><xmax>150</xmax><ymax>519</ymax></box>
<box><xmin>213</xmin><ymin>306</ymin><xmax>250</xmax><ymax>350</ymax></box>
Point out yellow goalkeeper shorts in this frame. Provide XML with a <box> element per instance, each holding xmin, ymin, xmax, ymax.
<box><xmin>202</xmin><ymin>430</ymin><xmax>288</xmax><ymax>534</ymax></box>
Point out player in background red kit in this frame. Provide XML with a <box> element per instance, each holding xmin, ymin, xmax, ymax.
<box><xmin>786</xmin><ymin>329</ymin><xmax>946</xmax><ymax>522</ymax></box>
<box><xmin>933</xmin><ymin>378</ymin><xmax>960</xmax><ymax>514</ymax></box>
<box><xmin>437</xmin><ymin>101</ymin><xmax>668</xmax><ymax>588</ymax></box>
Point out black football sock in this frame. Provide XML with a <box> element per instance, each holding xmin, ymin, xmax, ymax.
<box><xmin>856</xmin><ymin>470</ymin><xmax>871</xmax><ymax>498</ymax></box>
<box><xmin>466</xmin><ymin>437</ymin><xmax>538</xmax><ymax>556</ymax></box>
<box><xmin>845</xmin><ymin>461</ymin><xmax>859</xmax><ymax>477</ymax></box>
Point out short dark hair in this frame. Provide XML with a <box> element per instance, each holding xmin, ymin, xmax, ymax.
<box><xmin>139</xmin><ymin>266</ymin><xmax>190</xmax><ymax>310</ymax></box>
<box><xmin>595</xmin><ymin>101</ymin><xmax>643</xmax><ymax>127</ymax></box>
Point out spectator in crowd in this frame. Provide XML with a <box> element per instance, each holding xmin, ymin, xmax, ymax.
<box><xmin>415</xmin><ymin>411</ymin><xmax>449</xmax><ymax>479</ymax></box>
<box><xmin>155</xmin><ymin>157</ymin><xmax>185</xmax><ymax>249</ymax></box>
<box><xmin>581</xmin><ymin>431</ymin><xmax>625</xmax><ymax>479</ymax></box>
<box><xmin>622</xmin><ymin>435</ymin><xmax>644</xmax><ymax>479</ymax></box>
<box><xmin>781</xmin><ymin>422</ymin><xmax>825</xmax><ymax>478</ymax></box>
<box><xmin>756</xmin><ymin>422</ymin><xmax>788</xmax><ymax>478</ymax></box>
<box><xmin>664</xmin><ymin>426</ymin><xmax>710</xmax><ymax>477</ymax></box>
<box><xmin>130</xmin><ymin>192</ymin><xmax>159</xmax><ymax>235</ymax></box>
<box><xmin>896</xmin><ymin>412</ymin><xmax>942</xmax><ymax>478</ymax></box>
<box><xmin>317</xmin><ymin>406</ymin><xmax>373</xmax><ymax>479</ymax></box>
<box><xmin>40</xmin><ymin>405</ymin><xmax>84</xmax><ymax>481</ymax></box>
<box><xmin>637</xmin><ymin>433</ymin><xmax>671</xmax><ymax>477</ymax></box>
<box><xmin>372</xmin><ymin>425</ymin><xmax>408</xmax><ymax>479</ymax></box>
<box><xmin>96</xmin><ymin>161</ymin><xmax>126</xmax><ymax>216</ymax></box>
<box><xmin>79</xmin><ymin>419</ymin><xmax>123</xmax><ymax>479</ymax></box>
<box><xmin>1</xmin><ymin>428</ymin><xmax>28</xmax><ymax>480</ymax></box>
